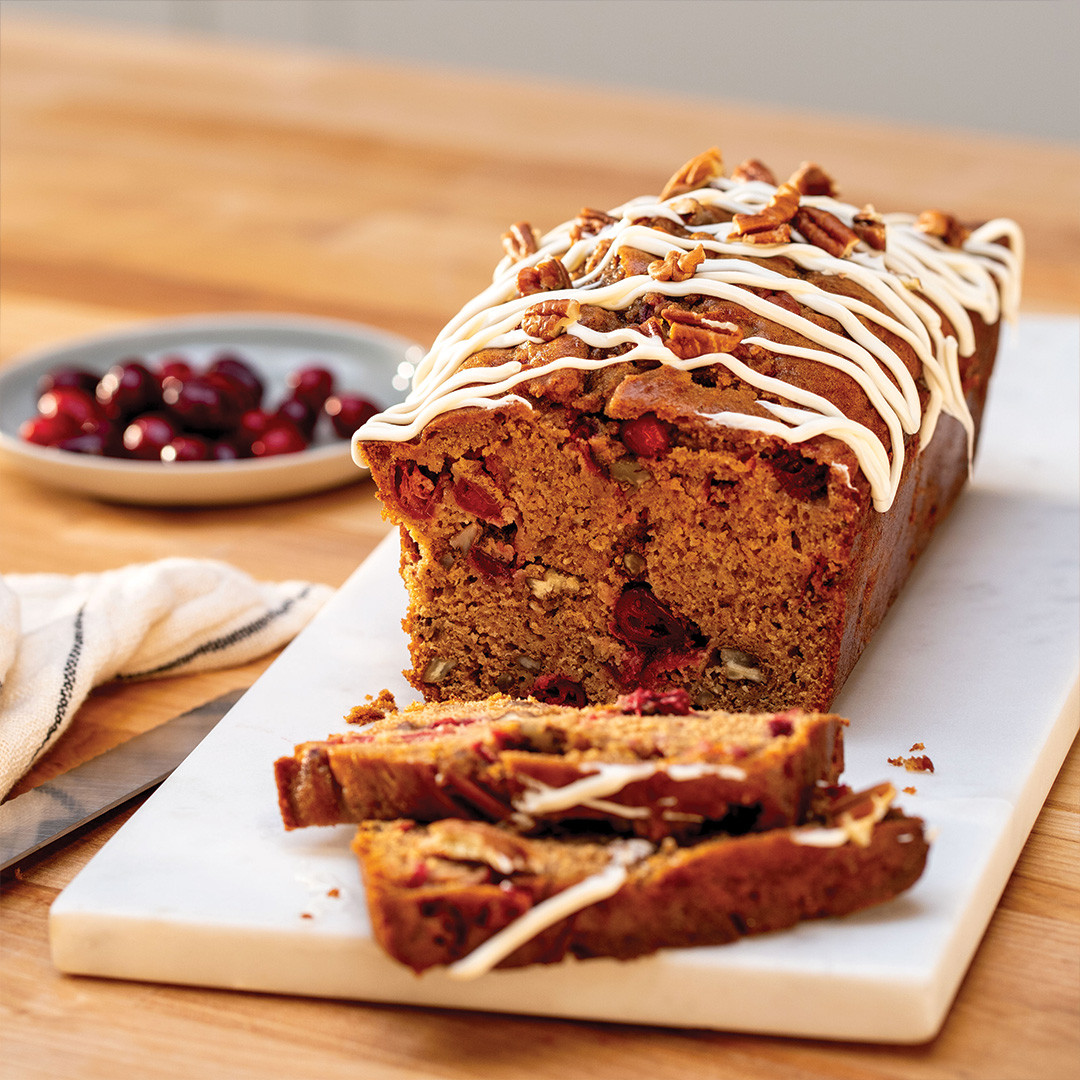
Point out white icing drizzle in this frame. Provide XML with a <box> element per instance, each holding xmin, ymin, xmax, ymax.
<box><xmin>512</xmin><ymin>760</ymin><xmax>748</xmax><ymax>816</ymax></box>
<box><xmin>355</xmin><ymin>166</ymin><xmax>1022</xmax><ymax>513</ymax></box>
<box><xmin>446</xmin><ymin>838</ymin><xmax>653</xmax><ymax>980</ymax></box>
<box><xmin>790</xmin><ymin>784</ymin><xmax>897</xmax><ymax>848</ymax></box>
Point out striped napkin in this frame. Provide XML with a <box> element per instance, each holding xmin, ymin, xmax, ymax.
<box><xmin>0</xmin><ymin>559</ymin><xmax>333</xmax><ymax>799</ymax></box>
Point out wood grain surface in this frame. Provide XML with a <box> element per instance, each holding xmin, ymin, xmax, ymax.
<box><xmin>1</xmin><ymin>16</ymin><xmax>1077</xmax><ymax>1080</ymax></box>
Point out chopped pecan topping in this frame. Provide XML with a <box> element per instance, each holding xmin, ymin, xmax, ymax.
<box><xmin>788</xmin><ymin>161</ymin><xmax>837</xmax><ymax>197</ymax></box>
<box><xmin>660</xmin><ymin>306</ymin><xmax>743</xmax><ymax>359</ymax></box>
<box><xmin>731</xmin><ymin>182</ymin><xmax>800</xmax><ymax>239</ymax></box>
<box><xmin>659</xmin><ymin>146</ymin><xmax>724</xmax><ymax>201</ymax></box>
<box><xmin>522</xmin><ymin>298</ymin><xmax>581</xmax><ymax>341</ymax></box>
<box><xmin>731</xmin><ymin>158</ymin><xmax>777</xmax><ymax>185</ymax></box>
<box><xmin>852</xmin><ymin>205</ymin><xmax>887</xmax><ymax>250</ymax></box>
<box><xmin>916</xmin><ymin>209</ymin><xmax>969</xmax><ymax>247</ymax></box>
<box><xmin>793</xmin><ymin>206</ymin><xmax>858</xmax><ymax>258</ymax></box>
<box><xmin>635</xmin><ymin>315</ymin><xmax>666</xmax><ymax>340</ymax></box>
<box><xmin>736</xmin><ymin>224</ymin><xmax>792</xmax><ymax>245</ymax></box>
<box><xmin>648</xmin><ymin>244</ymin><xmax>705</xmax><ymax>283</ymax></box>
<box><xmin>667</xmin><ymin>196</ymin><xmax>713</xmax><ymax>226</ymax></box>
<box><xmin>517</xmin><ymin>256</ymin><xmax>572</xmax><ymax>296</ymax></box>
<box><xmin>501</xmin><ymin>221</ymin><xmax>539</xmax><ymax>261</ymax></box>
<box><xmin>569</xmin><ymin>206</ymin><xmax>618</xmax><ymax>243</ymax></box>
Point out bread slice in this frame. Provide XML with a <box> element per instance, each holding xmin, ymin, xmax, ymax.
<box><xmin>352</xmin><ymin>782</ymin><xmax>926</xmax><ymax>976</ymax></box>
<box><xmin>274</xmin><ymin>691</ymin><xmax>846</xmax><ymax>840</ymax></box>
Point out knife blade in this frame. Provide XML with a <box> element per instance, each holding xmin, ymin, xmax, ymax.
<box><xmin>0</xmin><ymin>687</ymin><xmax>246</xmax><ymax>871</ymax></box>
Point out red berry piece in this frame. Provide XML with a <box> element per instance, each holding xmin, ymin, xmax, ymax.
<box><xmin>163</xmin><ymin>373</ymin><xmax>244</xmax><ymax>434</ymax></box>
<box><xmin>208</xmin><ymin>353</ymin><xmax>263</xmax><ymax>410</ymax></box>
<box><xmin>287</xmin><ymin>365</ymin><xmax>335</xmax><ymax>411</ymax></box>
<box><xmin>56</xmin><ymin>431</ymin><xmax>115</xmax><ymax>456</ymax></box>
<box><xmin>768</xmin><ymin>714</ymin><xmax>795</xmax><ymax>737</ymax></box>
<box><xmin>37</xmin><ymin>366</ymin><xmax>100</xmax><ymax>396</ymax></box>
<box><xmin>620</xmin><ymin>413</ymin><xmax>672</xmax><ymax>457</ymax></box>
<box><xmin>122</xmin><ymin>413</ymin><xmax>179</xmax><ymax>459</ymax></box>
<box><xmin>389</xmin><ymin>461</ymin><xmax>443</xmax><ymax>521</ymax></box>
<box><xmin>324</xmin><ymin>393</ymin><xmax>378</xmax><ymax>438</ymax></box>
<box><xmin>612</xmin><ymin>585</ymin><xmax>694</xmax><ymax>650</ymax></box>
<box><xmin>158</xmin><ymin>355</ymin><xmax>196</xmax><ymax>383</ymax></box>
<box><xmin>233</xmin><ymin>408</ymin><xmax>273</xmax><ymax>456</ymax></box>
<box><xmin>616</xmin><ymin>687</ymin><xmax>692</xmax><ymax>716</ymax></box>
<box><xmin>37</xmin><ymin>386</ymin><xmax>106</xmax><ymax>433</ymax></box>
<box><xmin>531</xmin><ymin>675</ymin><xmax>588</xmax><ymax>708</ymax></box>
<box><xmin>96</xmin><ymin>360</ymin><xmax>162</xmax><ymax>420</ymax></box>
<box><xmin>275</xmin><ymin>395</ymin><xmax>318</xmax><ymax>440</ymax></box>
<box><xmin>161</xmin><ymin>434</ymin><xmax>213</xmax><ymax>462</ymax></box>
<box><xmin>211</xmin><ymin>439</ymin><xmax>242</xmax><ymax>462</ymax></box>
<box><xmin>764</xmin><ymin>446</ymin><xmax>829</xmax><ymax>501</ymax></box>
<box><xmin>251</xmin><ymin>419</ymin><xmax>308</xmax><ymax>457</ymax></box>
<box><xmin>19</xmin><ymin>413</ymin><xmax>80</xmax><ymax>447</ymax></box>
<box><xmin>451</xmin><ymin>478</ymin><xmax>505</xmax><ymax>523</ymax></box>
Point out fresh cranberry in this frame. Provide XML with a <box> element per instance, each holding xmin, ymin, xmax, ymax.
<box><xmin>158</xmin><ymin>355</ymin><xmax>196</xmax><ymax>382</ymax></box>
<box><xmin>37</xmin><ymin>366</ymin><xmax>100</xmax><ymax>396</ymax></box>
<box><xmin>19</xmin><ymin>413</ymin><xmax>80</xmax><ymax>447</ymax></box>
<box><xmin>163</xmin><ymin>373</ymin><xmax>244</xmax><ymax>434</ymax></box>
<box><xmin>531</xmin><ymin>675</ymin><xmax>588</xmax><ymax>707</ymax></box>
<box><xmin>616</xmin><ymin>687</ymin><xmax>693</xmax><ymax>716</ymax></box>
<box><xmin>231</xmin><ymin>408</ymin><xmax>273</xmax><ymax>456</ymax></box>
<box><xmin>122</xmin><ymin>413</ymin><xmax>179</xmax><ymax>459</ymax></box>
<box><xmin>96</xmin><ymin>360</ymin><xmax>162</xmax><ymax>419</ymax></box>
<box><xmin>161</xmin><ymin>434</ymin><xmax>213</xmax><ymax>462</ymax></box>
<box><xmin>208</xmin><ymin>353</ymin><xmax>263</xmax><ymax>410</ymax></box>
<box><xmin>251</xmin><ymin>419</ymin><xmax>308</xmax><ymax>457</ymax></box>
<box><xmin>275</xmin><ymin>395</ymin><xmax>318</xmax><ymax>440</ymax></box>
<box><xmin>612</xmin><ymin>585</ymin><xmax>694</xmax><ymax>650</ymax></box>
<box><xmin>56</xmin><ymin>431</ymin><xmax>116</xmax><ymax>455</ymax></box>
<box><xmin>37</xmin><ymin>387</ymin><xmax>106</xmax><ymax>433</ymax></box>
<box><xmin>620</xmin><ymin>413</ymin><xmax>672</xmax><ymax>457</ymax></box>
<box><xmin>324</xmin><ymin>393</ymin><xmax>378</xmax><ymax>438</ymax></box>
<box><xmin>211</xmin><ymin>438</ymin><xmax>243</xmax><ymax>461</ymax></box>
<box><xmin>287</xmin><ymin>365</ymin><xmax>335</xmax><ymax>411</ymax></box>
<box><xmin>451</xmin><ymin>478</ymin><xmax>505</xmax><ymax>523</ymax></box>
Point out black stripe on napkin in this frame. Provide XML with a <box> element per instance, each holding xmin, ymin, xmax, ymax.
<box><xmin>118</xmin><ymin>586</ymin><xmax>314</xmax><ymax>680</ymax></box>
<box><xmin>29</xmin><ymin>604</ymin><xmax>85</xmax><ymax>764</ymax></box>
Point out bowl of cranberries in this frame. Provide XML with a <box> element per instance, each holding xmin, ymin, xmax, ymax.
<box><xmin>0</xmin><ymin>314</ymin><xmax>418</xmax><ymax>505</ymax></box>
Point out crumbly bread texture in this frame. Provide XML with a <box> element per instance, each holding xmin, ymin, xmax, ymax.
<box><xmin>352</xmin><ymin>781</ymin><xmax>927</xmax><ymax>975</ymax></box>
<box><xmin>274</xmin><ymin>689</ymin><xmax>846</xmax><ymax>840</ymax></box>
<box><xmin>355</xmin><ymin>149</ymin><xmax>1022</xmax><ymax>710</ymax></box>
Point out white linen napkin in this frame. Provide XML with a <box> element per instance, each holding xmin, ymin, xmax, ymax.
<box><xmin>0</xmin><ymin>559</ymin><xmax>334</xmax><ymax>799</ymax></box>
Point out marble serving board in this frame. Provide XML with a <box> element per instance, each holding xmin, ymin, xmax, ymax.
<box><xmin>50</xmin><ymin>316</ymin><xmax>1079</xmax><ymax>1043</ymax></box>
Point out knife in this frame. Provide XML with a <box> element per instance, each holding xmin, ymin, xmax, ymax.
<box><xmin>0</xmin><ymin>687</ymin><xmax>246</xmax><ymax>872</ymax></box>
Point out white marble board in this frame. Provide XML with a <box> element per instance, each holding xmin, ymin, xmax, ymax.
<box><xmin>49</xmin><ymin>316</ymin><xmax>1080</xmax><ymax>1043</ymax></box>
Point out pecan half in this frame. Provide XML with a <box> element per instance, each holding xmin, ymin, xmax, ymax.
<box><xmin>517</xmin><ymin>256</ymin><xmax>572</xmax><ymax>296</ymax></box>
<box><xmin>501</xmin><ymin>221</ymin><xmax>540</xmax><ymax>261</ymax></box>
<box><xmin>659</xmin><ymin>146</ymin><xmax>724</xmax><ymax>201</ymax></box>
<box><xmin>569</xmin><ymin>206</ymin><xmax>618</xmax><ymax>243</ymax></box>
<box><xmin>788</xmin><ymin>161</ymin><xmax>837</xmax><ymax>197</ymax></box>
<box><xmin>731</xmin><ymin>182</ymin><xmax>800</xmax><ymax>238</ymax></box>
<box><xmin>648</xmin><ymin>243</ymin><xmax>705</xmax><ymax>283</ymax></box>
<box><xmin>522</xmin><ymin>298</ymin><xmax>581</xmax><ymax>341</ymax></box>
<box><xmin>737</xmin><ymin>224</ymin><xmax>792</xmax><ymax>245</ymax></box>
<box><xmin>793</xmin><ymin>206</ymin><xmax>858</xmax><ymax>258</ymax></box>
<box><xmin>731</xmin><ymin>158</ymin><xmax>777</xmax><ymax>185</ymax></box>
<box><xmin>660</xmin><ymin>306</ymin><xmax>743</xmax><ymax>359</ymax></box>
<box><xmin>915</xmin><ymin>209</ymin><xmax>969</xmax><ymax>247</ymax></box>
<box><xmin>852</xmin><ymin>205</ymin><xmax>886</xmax><ymax>251</ymax></box>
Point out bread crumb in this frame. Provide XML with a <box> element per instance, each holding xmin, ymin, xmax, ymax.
<box><xmin>909</xmin><ymin>742</ymin><xmax>925</xmax><ymax>751</ymax></box>
<box><xmin>888</xmin><ymin>754</ymin><xmax>935</xmax><ymax>773</ymax></box>
<box><xmin>301</xmin><ymin>912</ymin><xmax>314</xmax><ymax>920</ymax></box>
<box><xmin>903</xmin><ymin>786</ymin><xmax>917</xmax><ymax>795</ymax></box>
<box><xmin>346</xmin><ymin>689</ymin><xmax>398</xmax><ymax>725</ymax></box>
<box><xmin>327</xmin><ymin>887</ymin><xmax>340</xmax><ymax>898</ymax></box>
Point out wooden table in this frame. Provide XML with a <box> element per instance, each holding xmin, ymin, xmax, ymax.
<box><xmin>1</xmin><ymin>17</ymin><xmax>1077</xmax><ymax>1080</ymax></box>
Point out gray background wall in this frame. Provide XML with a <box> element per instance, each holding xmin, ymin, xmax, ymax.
<box><xmin>3</xmin><ymin>0</ymin><xmax>1078</xmax><ymax>143</ymax></box>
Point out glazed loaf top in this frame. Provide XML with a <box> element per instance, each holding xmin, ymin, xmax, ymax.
<box><xmin>355</xmin><ymin>148</ymin><xmax>1022</xmax><ymax>512</ymax></box>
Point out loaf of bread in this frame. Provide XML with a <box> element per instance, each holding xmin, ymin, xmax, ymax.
<box><xmin>274</xmin><ymin>689</ymin><xmax>846</xmax><ymax>839</ymax></box>
<box><xmin>354</xmin><ymin>148</ymin><xmax>1022</xmax><ymax>711</ymax></box>
<box><xmin>352</xmin><ymin>780</ymin><xmax>927</xmax><ymax>976</ymax></box>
